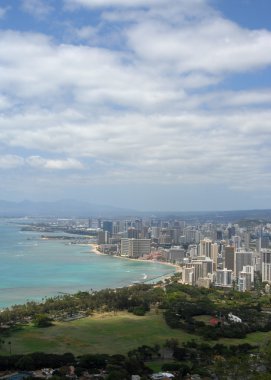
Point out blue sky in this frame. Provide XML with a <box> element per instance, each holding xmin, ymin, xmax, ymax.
<box><xmin>0</xmin><ymin>0</ymin><xmax>271</xmax><ymax>211</ymax></box>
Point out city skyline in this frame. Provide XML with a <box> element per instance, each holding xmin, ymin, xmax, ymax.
<box><xmin>0</xmin><ymin>0</ymin><xmax>271</xmax><ymax>211</ymax></box>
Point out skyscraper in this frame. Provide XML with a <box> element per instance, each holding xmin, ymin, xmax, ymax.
<box><xmin>261</xmin><ymin>249</ymin><xmax>271</xmax><ymax>283</ymax></box>
<box><xmin>103</xmin><ymin>221</ymin><xmax>113</xmax><ymax>234</ymax></box>
<box><xmin>120</xmin><ymin>238</ymin><xmax>151</xmax><ymax>258</ymax></box>
<box><xmin>224</xmin><ymin>246</ymin><xmax>235</xmax><ymax>272</ymax></box>
<box><xmin>199</xmin><ymin>238</ymin><xmax>212</xmax><ymax>257</ymax></box>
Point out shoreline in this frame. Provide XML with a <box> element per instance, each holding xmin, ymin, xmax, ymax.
<box><xmin>0</xmin><ymin>240</ymin><xmax>179</xmax><ymax>310</ymax></box>
<box><xmin>88</xmin><ymin>243</ymin><xmax>180</xmax><ymax>267</ymax></box>
<box><xmin>88</xmin><ymin>243</ymin><xmax>181</xmax><ymax>279</ymax></box>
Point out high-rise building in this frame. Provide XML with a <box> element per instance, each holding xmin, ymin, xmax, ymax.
<box><xmin>262</xmin><ymin>236</ymin><xmax>270</xmax><ymax>249</ymax></box>
<box><xmin>127</xmin><ymin>228</ymin><xmax>139</xmax><ymax>239</ymax></box>
<box><xmin>184</xmin><ymin>228</ymin><xmax>197</xmax><ymax>243</ymax></box>
<box><xmin>238</xmin><ymin>271</ymin><xmax>252</xmax><ymax>292</ymax></box>
<box><xmin>103</xmin><ymin>221</ymin><xmax>113</xmax><ymax>234</ymax></box>
<box><xmin>151</xmin><ymin>227</ymin><xmax>160</xmax><ymax>239</ymax></box>
<box><xmin>241</xmin><ymin>265</ymin><xmax>254</xmax><ymax>283</ymax></box>
<box><xmin>216</xmin><ymin>230</ymin><xmax>223</xmax><ymax>240</ymax></box>
<box><xmin>181</xmin><ymin>265</ymin><xmax>194</xmax><ymax>286</ymax></box>
<box><xmin>199</xmin><ymin>238</ymin><xmax>212</xmax><ymax>257</ymax></box>
<box><xmin>133</xmin><ymin>219</ymin><xmax>143</xmax><ymax>232</ymax></box>
<box><xmin>216</xmin><ymin>268</ymin><xmax>232</xmax><ymax>287</ymax></box>
<box><xmin>189</xmin><ymin>245</ymin><xmax>198</xmax><ymax>258</ymax></box>
<box><xmin>261</xmin><ymin>249</ymin><xmax>271</xmax><ymax>283</ymax></box>
<box><xmin>224</xmin><ymin>246</ymin><xmax>235</xmax><ymax>271</ymax></box>
<box><xmin>211</xmin><ymin>242</ymin><xmax>218</xmax><ymax>270</ymax></box>
<box><xmin>167</xmin><ymin>247</ymin><xmax>185</xmax><ymax>262</ymax></box>
<box><xmin>97</xmin><ymin>230</ymin><xmax>108</xmax><ymax>244</ymax></box>
<box><xmin>191</xmin><ymin>256</ymin><xmax>213</xmax><ymax>284</ymax></box>
<box><xmin>228</xmin><ymin>226</ymin><xmax>236</xmax><ymax>239</ymax></box>
<box><xmin>235</xmin><ymin>250</ymin><xmax>252</xmax><ymax>276</ymax></box>
<box><xmin>232</xmin><ymin>236</ymin><xmax>241</xmax><ymax>251</ymax></box>
<box><xmin>243</xmin><ymin>232</ymin><xmax>250</xmax><ymax>250</ymax></box>
<box><xmin>256</xmin><ymin>238</ymin><xmax>261</xmax><ymax>253</ymax></box>
<box><xmin>120</xmin><ymin>238</ymin><xmax>151</xmax><ymax>258</ymax></box>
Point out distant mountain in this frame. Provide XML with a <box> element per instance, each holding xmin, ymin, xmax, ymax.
<box><xmin>0</xmin><ymin>199</ymin><xmax>136</xmax><ymax>218</ymax></box>
<box><xmin>145</xmin><ymin>209</ymin><xmax>271</xmax><ymax>223</ymax></box>
<box><xmin>1</xmin><ymin>199</ymin><xmax>271</xmax><ymax>222</ymax></box>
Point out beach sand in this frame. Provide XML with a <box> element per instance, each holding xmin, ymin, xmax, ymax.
<box><xmin>89</xmin><ymin>243</ymin><xmax>105</xmax><ymax>255</ymax></box>
<box><xmin>88</xmin><ymin>243</ymin><xmax>181</xmax><ymax>284</ymax></box>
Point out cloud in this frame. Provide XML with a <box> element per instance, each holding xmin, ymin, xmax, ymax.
<box><xmin>126</xmin><ymin>18</ymin><xmax>271</xmax><ymax>75</ymax></box>
<box><xmin>64</xmin><ymin>0</ymin><xmax>210</xmax><ymax>15</ymax></box>
<box><xmin>0</xmin><ymin>153</ymin><xmax>84</xmax><ymax>171</ymax></box>
<box><xmin>0</xmin><ymin>0</ymin><xmax>271</xmax><ymax>202</ymax></box>
<box><xmin>26</xmin><ymin>156</ymin><xmax>84</xmax><ymax>170</ymax></box>
<box><xmin>0</xmin><ymin>95</ymin><xmax>12</xmax><ymax>110</ymax></box>
<box><xmin>214</xmin><ymin>90</ymin><xmax>271</xmax><ymax>107</ymax></box>
<box><xmin>74</xmin><ymin>26</ymin><xmax>98</xmax><ymax>41</ymax></box>
<box><xmin>0</xmin><ymin>155</ymin><xmax>24</xmax><ymax>169</ymax></box>
<box><xmin>21</xmin><ymin>0</ymin><xmax>53</xmax><ymax>18</ymax></box>
<box><xmin>64</xmin><ymin>0</ymin><xmax>163</xmax><ymax>9</ymax></box>
<box><xmin>0</xmin><ymin>7</ymin><xmax>8</xmax><ymax>19</ymax></box>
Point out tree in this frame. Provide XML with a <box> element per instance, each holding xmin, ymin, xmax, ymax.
<box><xmin>164</xmin><ymin>338</ymin><xmax>179</xmax><ymax>351</ymax></box>
<box><xmin>15</xmin><ymin>355</ymin><xmax>35</xmax><ymax>370</ymax></box>
<box><xmin>106</xmin><ymin>369</ymin><xmax>129</xmax><ymax>380</ymax></box>
<box><xmin>33</xmin><ymin>314</ymin><xmax>53</xmax><ymax>328</ymax></box>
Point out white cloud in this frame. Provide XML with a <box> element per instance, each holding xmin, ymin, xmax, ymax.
<box><xmin>0</xmin><ymin>0</ymin><xmax>271</xmax><ymax>199</ymax></box>
<box><xmin>64</xmin><ymin>0</ymin><xmax>211</xmax><ymax>17</ymax></box>
<box><xmin>0</xmin><ymin>95</ymin><xmax>12</xmax><ymax>110</ymax></box>
<box><xmin>215</xmin><ymin>90</ymin><xmax>271</xmax><ymax>107</ymax></box>
<box><xmin>74</xmin><ymin>26</ymin><xmax>98</xmax><ymax>41</ymax></box>
<box><xmin>0</xmin><ymin>155</ymin><xmax>24</xmax><ymax>169</ymax></box>
<box><xmin>126</xmin><ymin>18</ymin><xmax>271</xmax><ymax>75</ymax></box>
<box><xmin>21</xmin><ymin>0</ymin><xmax>53</xmax><ymax>18</ymax></box>
<box><xmin>26</xmin><ymin>156</ymin><xmax>84</xmax><ymax>170</ymax></box>
<box><xmin>65</xmin><ymin>0</ymin><xmax>164</xmax><ymax>9</ymax></box>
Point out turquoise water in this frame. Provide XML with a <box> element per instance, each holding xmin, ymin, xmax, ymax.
<box><xmin>0</xmin><ymin>220</ymin><xmax>174</xmax><ymax>308</ymax></box>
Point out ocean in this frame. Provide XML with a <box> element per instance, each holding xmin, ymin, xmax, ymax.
<box><xmin>0</xmin><ymin>219</ymin><xmax>174</xmax><ymax>308</ymax></box>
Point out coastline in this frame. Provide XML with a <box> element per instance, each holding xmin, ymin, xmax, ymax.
<box><xmin>88</xmin><ymin>243</ymin><xmax>107</xmax><ymax>255</ymax></box>
<box><xmin>88</xmin><ymin>243</ymin><xmax>181</xmax><ymax>281</ymax></box>
<box><xmin>0</xmin><ymin>229</ymin><xmax>180</xmax><ymax>309</ymax></box>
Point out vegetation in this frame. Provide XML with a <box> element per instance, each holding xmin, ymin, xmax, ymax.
<box><xmin>33</xmin><ymin>314</ymin><xmax>53</xmax><ymax>328</ymax></box>
<box><xmin>0</xmin><ymin>338</ymin><xmax>269</xmax><ymax>379</ymax></box>
<box><xmin>163</xmin><ymin>282</ymin><xmax>271</xmax><ymax>339</ymax></box>
<box><xmin>2</xmin><ymin>280</ymin><xmax>271</xmax><ymax>377</ymax></box>
<box><xmin>0</xmin><ymin>311</ymin><xmax>199</xmax><ymax>356</ymax></box>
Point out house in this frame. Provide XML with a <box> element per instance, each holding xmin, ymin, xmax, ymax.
<box><xmin>151</xmin><ymin>373</ymin><xmax>175</xmax><ymax>380</ymax></box>
<box><xmin>228</xmin><ymin>312</ymin><xmax>242</xmax><ymax>323</ymax></box>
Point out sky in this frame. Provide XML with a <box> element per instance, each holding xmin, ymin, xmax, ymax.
<box><xmin>0</xmin><ymin>0</ymin><xmax>271</xmax><ymax>212</ymax></box>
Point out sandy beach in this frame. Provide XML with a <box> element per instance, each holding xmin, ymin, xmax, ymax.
<box><xmin>88</xmin><ymin>243</ymin><xmax>181</xmax><ymax>283</ymax></box>
<box><xmin>89</xmin><ymin>243</ymin><xmax>106</xmax><ymax>255</ymax></box>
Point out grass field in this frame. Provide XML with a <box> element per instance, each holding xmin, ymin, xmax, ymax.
<box><xmin>0</xmin><ymin>310</ymin><xmax>199</xmax><ymax>356</ymax></box>
<box><xmin>2</xmin><ymin>310</ymin><xmax>271</xmax><ymax>357</ymax></box>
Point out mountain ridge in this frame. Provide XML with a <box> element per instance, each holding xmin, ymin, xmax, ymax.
<box><xmin>0</xmin><ymin>199</ymin><xmax>135</xmax><ymax>218</ymax></box>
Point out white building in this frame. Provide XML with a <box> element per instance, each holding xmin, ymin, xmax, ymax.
<box><xmin>228</xmin><ymin>313</ymin><xmax>242</xmax><ymax>323</ymax></box>
<box><xmin>241</xmin><ymin>265</ymin><xmax>254</xmax><ymax>283</ymax></box>
<box><xmin>120</xmin><ymin>238</ymin><xmax>151</xmax><ymax>258</ymax></box>
<box><xmin>191</xmin><ymin>256</ymin><xmax>213</xmax><ymax>284</ymax></box>
<box><xmin>215</xmin><ymin>268</ymin><xmax>232</xmax><ymax>287</ymax></box>
<box><xmin>188</xmin><ymin>244</ymin><xmax>198</xmax><ymax>258</ymax></box>
<box><xmin>199</xmin><ymin>238</ymin><xmax>212</xmax><ymax>257</ymax></box>
<box><xmin>238</xmin><ymin>271</ymin><xmax>252</xmax><ymax>292</ymax></box>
